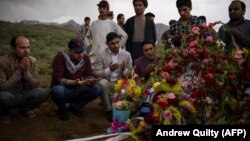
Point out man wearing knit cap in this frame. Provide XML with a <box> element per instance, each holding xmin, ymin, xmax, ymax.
<box><xmin>124</xmin><ymin>0</ymin><xmax>156</xmax><ymax>61</ymax></box>
<box><xmin>84</xmin><ymin>0</ymin><xmax>128</xmax><ymax>68</ymax></box>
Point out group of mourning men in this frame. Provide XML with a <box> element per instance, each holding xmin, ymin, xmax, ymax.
<box><xmin>0</xmin><ymin>0</ymin><xmax>249</xmax><ymax>123</ymax></box>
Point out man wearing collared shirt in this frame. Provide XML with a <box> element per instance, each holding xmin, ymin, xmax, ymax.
<box><xmin>169</xmin><ymin>0</ymin><xmax>204</xmax><ymax>47</ymax></box>
<box><xmin>218</xmin><ymin>0</ymin><xmax>250</xmax><ymax>51</ymax></box>
<box><xmin>93</xmin><ymin>32</ymin><xmax>132</xmax><ymax>121</ymax></box>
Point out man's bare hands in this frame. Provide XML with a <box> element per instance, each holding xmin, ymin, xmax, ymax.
<box><xmin>109</xmin><ymin>61</ymin><xmax>126</xmax><ymax>72</ymax></box>
<box><xmin>15</xmin><ymin>57</ymin><xmax>30</xmax><ymax>72</ymax></box>
<box><xmin>225</xmin><ymin>28</ymin><xmax>240</xmax><ymax>38</ymax></box>
<box><xmin>109</xmin><ymin>62</ymin><xmax>120</xmax><ymax>72</ymax></box>
<box><xmin>145</xmin><ymin>64</ymin><xmax>156</xmax><ymax>75</ymax></box>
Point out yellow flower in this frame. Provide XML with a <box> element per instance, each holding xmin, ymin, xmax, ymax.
<box><xmin>172</xmin><ymin>82</ymin><xmax>183</xmax><ymax>95</ymax></box>
<box><xmin>163</xmin><ymin>119</ymin><xmax>171</xmax><ymax>125</ymax></box>
<box><xmin>114</xmin><ymin>80</ymin><xmax>122</xmax><ymax>92</ymax></box>
<box><xmin>153</xmin><ymin>82</ymin><xmax>161</xmax><ymax>90</ymax></box>
<box><xmin>179</xmin><ymin>100</ymin><xmax>197</xmax><ymax>113</ymax></box>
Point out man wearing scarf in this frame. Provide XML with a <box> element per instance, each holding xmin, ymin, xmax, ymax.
<box><xmin>50</xmin><ymin>38</ymin><xmax>102</xmax><ymax>121</ymax></box>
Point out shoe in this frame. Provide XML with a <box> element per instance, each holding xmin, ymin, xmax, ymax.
<box><xmin>105</xmin><ymin>110</ymin><xmax>113</xmax><ymax>122</ymax></box>
<box><xmin>69</xmin><ymin>106</ymin><xmax>83</xmax><ymax>117</ymax></box>
<box><xmin>58</xmin><ymin>109</ymin><xmax>69</xmax><ymax>121</ymax></box>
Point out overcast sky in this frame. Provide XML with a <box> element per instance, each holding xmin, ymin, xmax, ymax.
<box><xmin>0</xmin><ymin>0</ymin><xmax>249</xmax><ymax>26</ymax></box>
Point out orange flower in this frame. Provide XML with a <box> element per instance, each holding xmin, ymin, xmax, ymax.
<box><xmin>157</xmin><ymin>98</ymin><xmax>168</xmax><ymax>109</ymax></box>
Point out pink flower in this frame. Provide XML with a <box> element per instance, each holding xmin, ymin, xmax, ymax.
<box><xmin>188</xmin><ymin>48</ymin><xmax>197</xmax><ymax>55</ymax></box>
<box><xmin>161</xmin><ymin>71</ymin><xmax>169</xmax><ymax>79</ymax></box>
<box><xmin>167</xmin><ymin>93</ymin><xmax>176</xmax><ymax>99</ymax></box>
<box><xmin>163</xmin><ymin>110</ymin><xmax>172</xmax><ymax>119</ymax></box>
<box><xmin>182</xmin><ymin>49</ymin><xmax>189</xmax><ymax>56</ymax></box>
<box><xmin>192</xmin><ymin>27</ymin><xmax>200</xmax><ymax>34</ymax></box>
<box><xmin>205</xmin><ymin>96</ymin><xmax>213</xmax><ymax>104</ymax></box>
<box><xmin>201</xmin><ymin>22</ymin><xmax>208</xmax><ymax>29</ymax></box>
<box><xmin>171</xmin><ymin>47</ymin><xmax>178</xmax><ymax>54</ymax></box>
<box><xmin>189</xmin><ymin>40</ymin><xmax>197</xmax><ymax>47</ymax></box>
<box><xmin>167</xmin><ymin>59</ymin><xmax>176</xmax><ymax>69</ymax></box>
<box><xmin>202</xmin><ymin>59</ymin><xmax>209</xmax><ymax>64</ymax></box>
<box><xmin>205</xmin><ymin>36</ymin><xmax>213</xmax><ymax>42</ymax></box>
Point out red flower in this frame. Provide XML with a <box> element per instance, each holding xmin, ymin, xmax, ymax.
<box><xmin>157</xmin><ymin>98</ymin><xmax>169</xmax><ymax>109</ymax></box>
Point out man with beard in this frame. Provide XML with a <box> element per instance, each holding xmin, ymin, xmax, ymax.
<box><xmin>124</xmin><ymin>0</ymin><xmax>156</xmax><ymax>61</ymax></box>
<box><xmin>94</xmin><ymin>32</ymin><xmax>132</xmax><ymax>121</ymax></box>
<box><xmin>133</xmin><ymin>40</ymin><xmax>160</xmax><ymax>82</ymax></box>
<box><xmin>0</xmin><ymin>36</ymin><xmax>49</xmax><ymax>124</ymax></box>
<box><xmin>50</xmin><ymin>38</ymin><xmax>102</xmax><ymax>121</ymax></box>
<box><xmin>218</xmin><ymin>0</ymin><xmax>250</xmax><ymax>51</ymax></box>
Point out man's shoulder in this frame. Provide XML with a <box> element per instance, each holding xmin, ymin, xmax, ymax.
<box><xmin>244</xmin><ymin>19</ymin><xmax>250</xmax><ymax>24</ymax></box>
<box><xmin>134</xmin><ymin>56</ymin><xmax>145</xmax><ymax>64</ymax></box>
<box><xmin>28</xmin><ymin>56</ymin><xmax>37</xmax><ymax>62</ymax></box>
<box><xmin>126</xmin><ymin>16</ymin><xmax>135</xmax><ymax>22</ymax></box>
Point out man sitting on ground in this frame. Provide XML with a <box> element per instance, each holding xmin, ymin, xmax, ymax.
<box><xmin>134</xmin><ymin>40</ymin><xmax>160</xmax><ymax>82</ymax></box>
<box><xmin>0</xmin><ymin>35</ymin><xmax>49</xmax><ymax>124</ymax></box>
<box><xmin>93</xmin><ymin>32</ymin><xmax>132</xmax><ymax>121</ymax></box>
<box><xmin>50</xmin><ymin>38</ymin><xmax>102</xmax><ymax>121</ymax></box>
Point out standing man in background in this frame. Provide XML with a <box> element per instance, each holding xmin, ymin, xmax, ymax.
<box><xmin>124</xmin><ymin>0</ymin><xmax>156</xmax><ymax>61</ymax></box>
<box><xmin>218</xmin><ymin>0</ymin><xmax>250</xmax><ymax>51</ymax></box>
<box><xmin>79</xmin><ymin>17</ymin><xmax>91</xmax><ymax>37</ymax></box>
<box><xmin>84</xmin><ymin>0</ymin><xmax>128</xmax><ymax>68</ymax></box>
<box><xmin>169</xmin><ymin>0</ymin><xmax>204</xmax><ymax>47</ymax></box>
<box><xmin>117</xmin><ymin>13</ymin><xmax>125</xmax><ymax>29</ymax></box>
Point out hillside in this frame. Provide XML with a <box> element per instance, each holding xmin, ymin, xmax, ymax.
<box><xmin>0</xmin><ymin>21</ymin><xmax>77</xmax><ymax>74</ymax></box>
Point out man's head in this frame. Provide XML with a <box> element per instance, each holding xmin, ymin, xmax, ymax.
<box><xmin>107</xmin><ymin>11</ymin><xmax>114</xmax><ymax>20</ymax></box>
<box><xmin>10</xmin><ymin>35</ymin><xmax>30</xmax><ymax>59</ymax></box>
<box><xmin>198</xmin><ymin>15</ymin><xmax>206</xmax><ymax>23</ymax></box>
<box><xmin>145</xmin><ymin>12</ymin><xmax>155</xmax><ymax>21</ymax></box>
<box><xmin>142</xmin><ymin>40</ymin><xmax>156</xmax><ymax>60</ymax></box>
<box><xmin>176</xmin><ymin>0</ymin><xmax>192</xmax><ymax>20</ymax></box>
<box><xmin>68</xmin><ymin>38</ymin><xmax>85</xmax><ymax>61</ymax></box>
<box><xmin>106</xmin><ymin>32</ymin><xmax>121</xmax><ymax>54</ymax></box>
<box><xmin>133</xmin><ymin>0</ymin><xmax>148</xmax><ymax>15</ymax></box>
<box><xmin>97</xmin><ymin>0</ymin><xmax>109</xmax><ymax>17</ymax></box>
<box><xmin>117</xmin><ymin>13</ymin><xmax>125</xmax><ymax>25</ymax></box>
<box><xmin>84</xmin><ymin>17</ymin><xmax>91</xmax><ymax>26</ymax></box>
<box><xmin>169</xmin><ymin>19</ymin><xmax>177</xmax><ymax>25</ymax></box>
<box><xmin>229</xmin><ymin>0</ymin><xmax>246</xmax><ymax>21</ymax></box>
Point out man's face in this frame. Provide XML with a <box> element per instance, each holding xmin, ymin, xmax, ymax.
<box><xmin>85</xmin><ymin>20</ymin><xmax>90</xmax><ymax>26</ymax></box>
<box><xmin>118</xmin><ymin>16</ymin><xmax>125</xmax><ymax>25</ymax></box>
<box><xmin>178</xmin><ymin>6</ymin><xmax>191</xmax><ymax>20</ymax></box>
<box><xmin>229</xmin><ymin>2</ymin><xmax>245</xmax><ymax>21</ymax></box>
<box><xmin>13</xmin><ymin>37</ymin><xmax>30</xmax><ymax>59</ymax></box>
<box><xmin>69</xmin><ymin>50</ymin><xmax>84</xmax><ymax>62</ymax></box>
<box><xmin>107</xmin><ymin>37</ymin><xmax>120</xmax><ymax>54</ymax></box>
<box><xmin>143</xmin><ymin>43</ymin><xmax>155</xmax><ymax>60</ymax></box>
<box><xmin>133</xmin><ymin>1</ymin><xmax>145</xmax><ymax>15</ymax></box>
<box><xmin>98</xmin><ymin>6</ymin><xmax>109</xmax><ymax>16</ymax></box>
